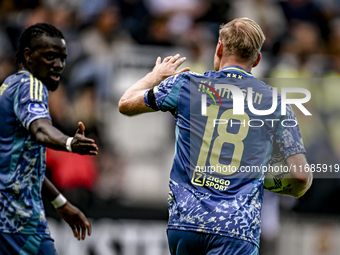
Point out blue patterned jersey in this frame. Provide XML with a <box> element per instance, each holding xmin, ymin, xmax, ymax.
<box><xmin>144</xmin><ymin>65</ymin><xmax>306</xmax><ymax>247</ymax></box>
<box><xmin>0</xmin><ymin>70</ymin><xmax>51</xmax><ymax>234</ymax></box>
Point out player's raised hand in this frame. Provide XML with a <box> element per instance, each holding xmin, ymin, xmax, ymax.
<box><xmin>71</xmin><ymin>121</ymin><xmax>98</xmax><ymax>155</ymax></box>
<box><xmin>56</xmin><ymin>201</ymin><xmax>91</xmax><ymax>240</ymax></box>
<box><xmin>151</xmin><ymin>54</ymin><xmax>190</xmax><ymax>81</ymax></box>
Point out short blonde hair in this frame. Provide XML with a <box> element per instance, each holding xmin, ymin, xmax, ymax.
<box><xmin>219</xmin><ymin>17</ymin><xmax>265</xmax><ymax>64</ymax></box>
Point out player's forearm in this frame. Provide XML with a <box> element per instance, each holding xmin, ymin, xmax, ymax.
<box><xmin>121</xmin><ymin>72</ymin><xmax>162</xmax><ymax>102</ymax></box>
<box><xmin>43</xmin><ymin>177</ymin><xmax>68</xmax><ymax>209</ymax></box>
<box><xmin>42</xmin><ymin>177</ymin><xmax>61</xmax><ymax>201</ymax></box>
<box><xmin>30</xmin><ymin>118</ymin><xmax>69</xmax><ymax>151</ymax></box>
<box><xmin>283</xmin><ymin>154</ymin><xmax>313</xmax><ymax>198</ymax></box>
<box><xmin>119</xmin><ymin>72</ymin><xmax>160</xmax><ymax>116</ymax></box>
<box><xmin>136</xmin><ymin>71</ymin><xmax>164</xmax><ymax>90</ymax></box>
<box><xmin>119</xmin><ymin>54</ymin><xmax>189</xmax><ymax>116</ymax></box>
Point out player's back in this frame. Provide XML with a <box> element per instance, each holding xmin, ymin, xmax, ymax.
<box><xmin>166</xmin><ymin>66</ymin><xmax>284</xmax><ymax>247</ymax></box>
<box><xmin>171</xmin><ymin>66</ymin><xmax>280</xmax><ymax>195</ymax></box>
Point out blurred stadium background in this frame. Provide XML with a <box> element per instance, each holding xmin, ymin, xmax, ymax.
<box><xmin>1</xmin><ymin>0</ymin><xmax>340</xmax><ymax>254</ymax></box>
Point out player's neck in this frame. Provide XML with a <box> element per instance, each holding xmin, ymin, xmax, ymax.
<box><xmin>219</xmin><ymin>56</ymin><xmax>252</xmax><ymax>72</ymax></box>
<box><xmin>22</xmin><ymin>65</ymin><xmax>33</xmax><ymax>74</ymax></box>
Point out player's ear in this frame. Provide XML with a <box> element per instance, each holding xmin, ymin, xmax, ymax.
<box><xmin>252</xmin><ymin>53</ymin><xmax>261</xmax><ymax>68</ymax></box>
<box><xmin>216</xmin><ymin>41</ymin><xmax>223</xmax><ymax>58</ymax></box>
<box><xmin>23</xmin><ymin>47</ymin><xmax>32</xmax><ymax>65</ymax></box>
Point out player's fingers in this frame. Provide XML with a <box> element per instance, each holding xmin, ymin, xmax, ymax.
<box><xmin>72</xmin><ymin>139</ymin><xmax>97</xmax><ymax>145</ymax></box>
<box><xmin>163</xmin><ymin>56</ymin><xmax>172</xmax><ymax>62</ymax></box>
<box><xmin>76</xmin><ymin>225</ymin><xmax>81</xmax><ymax>240</ymax></box>
<box><xmin>155</xmin><ymin>56</ymin><xmax>161</xmax><ymax>65</ymax></box>
<box><xmin>73</xmin><ymin>142</ymin><xmax>98</xmax><ymax>151</ymax></box>
<box><xmin>77</xmin><ymin>142</ymin><xmax>97</xmax><ymax>148</ymax></box>
<box><xmin>77</xmin><ymin>122</ymin><xmax>85</xmax><ymax>135</ymax></box>
<box><xmin>79</xmin><ymin>144</ymin><xmax>98</xmax><ymax>151</ymax></box>
<box><xmin>80</xmin><ymin>213</ymin><xmax>91</xmax><ymax>237</ymax></box>
<box><xmin>71</xmin><ymin>226</ymin><xmax>78</xmax><ymax>238</ymax></box>
<box><xmin>74</xmin><ymin>135</ymin><xmax>96</xmax><ymax>144</ymax></box>
<box><xmin>175</xmin><ymin>67</ymin><xmax>190</xmax><ymax>75</ymax></box>
<box><xmin>170</xmin><ymin>54</ymin><xmax>180</xmax><ymax>63</ymax></box>
<box><xmin>81</xmin><ymin>225</ymin><xmax>87</xmax><ymax>240</ymax></box>
<box><xmin>175</xmin><ymin>57</ymin><xmax>187</xmax><ymax>67</ymax></box>
<box><xmin>87</xmin><ymin>221</ymin><xmax>92</xmax><ymax>236</ymax></box>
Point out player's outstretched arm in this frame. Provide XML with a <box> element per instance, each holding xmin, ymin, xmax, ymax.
<box><xmin>119</xmin><ymin>54</ymin><xmax>190</xmax><ymax>116</ymax></box>
<box><xmin>42</xmin><ymin>178</ymin><xmax>91</xmax><ymax>240</ymax></box>
<box><xmin>277</xmin><ymin>153</ymin><xmax>313</xmax><ymax>198</ymax></box>
<box><xmin>30</xmin><ymin>118</ymin><xmax>98</xmax><ymax>155</ymax></box>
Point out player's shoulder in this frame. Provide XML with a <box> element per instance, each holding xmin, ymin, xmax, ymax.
<box><xmin>161</xmin><ymin>72</ymin><xmax>190</xmax><ymax>88</ymax></box>
<box><xmin>187</xmin><ymin>71</ymin><xmax>206</xmax><ymax>77</ymax></box>
<box><xmin>257</xmin><ymin>79</ymin><xmax>275</xmax><ymax>91</ymax></box>
<box><xmin>3</xmin><ymin>70</ymin><xmax>35</xmax><ymax>90</ymax></box>
<box><xmin>174</xmin><ymin>70</ymin><xmax>216</xmax><ymax>86</ymax></box>
<box><xmin>180</xmin><ymin>70</ymin><xmax>220</xmax><ymax>86</ymax></box>
<box><xmin>251</xmin><ymin>77</ymin><xmax>282</xmax><ymax>97</ymax></box>
<box><xmin>13</xmin><ymin>70</ymin><xmax>47</xmax><ymax>103</ymax></box>
<box><xmin>187</xmin><ymin>70</ymin><xmax>216</xmax><ymax>79</ymax></box>
<box><xmin>1</xmin><ymin>71</ymin><xmax>33</xmax><ymax>95</ymax></box>
<box><xmin>15</xmin><ymin>70</ymin><xmax>46</xmax><ymax>91</ymax></box>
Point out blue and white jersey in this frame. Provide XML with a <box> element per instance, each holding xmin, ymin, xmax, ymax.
<box><xmin>0</xmin><ymin>70</ymin><xmax>51</xmax><ymax>234</ymax></box>
<box><xmin>144</xmin><ymin>65</ymin><xmax>306</xmax><ymax>247</ymax></box>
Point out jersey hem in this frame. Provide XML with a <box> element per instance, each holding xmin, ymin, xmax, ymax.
<box><xmin>0</xmin><ymin>228</ymin><xmax>49</xmax><ymax>235</ymax></box>
<box><xmin>167</xmin><ymin>224</ymin><xmax>260</xmax><ymax>248</ymax></box>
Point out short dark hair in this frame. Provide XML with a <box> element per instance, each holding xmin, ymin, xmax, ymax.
<box><xmin>15</xmin><ymin>23</ymin><xmax>65</xmax><ymax>65</ymax></box>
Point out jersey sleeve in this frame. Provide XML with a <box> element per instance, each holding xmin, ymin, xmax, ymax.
<box><xmin>144</xmin><ymin>73</ymin><xmax>186</xmax><ymax>112</ymax></box>
<box><xmin>273</xmin><ymin>105</ymin><xmax>306</xmax><ymax>161</ymax></box>
<box><xmin>15</xmin><ymin>76</ymin><xmax>51</xmax><ymax>130</ymax></box>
